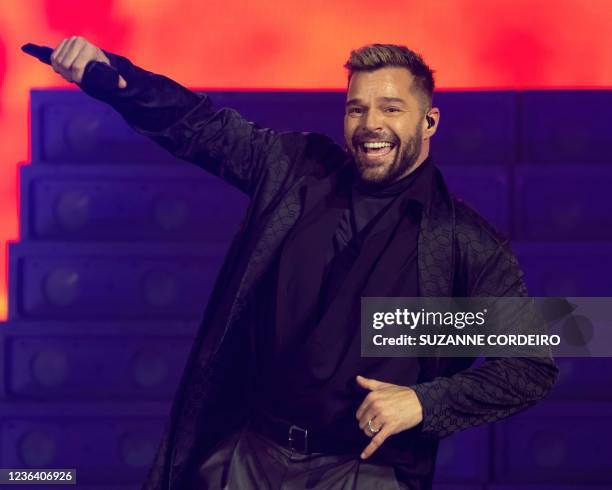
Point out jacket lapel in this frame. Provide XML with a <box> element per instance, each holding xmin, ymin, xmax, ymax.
<box><xmin>274</xmin><ymin>170</ymin><xmax>348</xmax><ymax>351</ymax></box>
<box><xmin>228</xmin><ymin>163</ymin><xmax>351</xmax><ymax>326</ymax></box>
<box><xmin>311</xmin><ymin>191</ymin><xmax>409</xmax><ymax>338</ymax></box>
<box><xmin>417</xmin><ymin>167</ymin><xmax>456</xmax><ymax>297</ymax></box>
<box><xmin>414</xmin><ymin>167</ymin><xmax>456</xmax><ymax>383</ymax></box>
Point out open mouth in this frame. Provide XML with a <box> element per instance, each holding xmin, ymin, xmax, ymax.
<box><xmin>358</xmin><ymin>141</ymin><xmax>396</xmax><ymax>161</ymax></box>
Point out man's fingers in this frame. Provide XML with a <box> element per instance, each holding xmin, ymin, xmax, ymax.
<box><xmin>355</xmin><ymin>391</ymin><xmax>377</xmax><ymax>420</ymax></box>
<box><xmin>54</xmin><ymin>37</ymin><xmax>73</xmax><ymax>64</ymax></box>
<box><xmin>65</xmin><ymin>43</ymin><xmax>89</xmax><ymax>83</ymax></box>
<box><xmin>357</xmin><ymin>397</ymin><xmax>377</xmax><ymax>430</ymax></box>
<box><xmin>355</xmin><ymin>400</ymin><xmax>366</xmax><ymax>421</ymax></box>
<box><xmin>53</xmin><ymin>37</ymin><xmax>80</xmax><ymax>82</ymax></box>
<box><xmin>57</xmin><ymin>37</ymin><xmax>80</xmax><ymax>81</ymax></box>
<box><xmin>360</xmin><ymin>412</ymin><xmax>382</xmax><ymax>434</ymax></box>
<box><xmin>71</xmin><ymin>45</ymin><xmax>100</xmax><ymax>83</ymax></box>
<box><xmin>48</xmin><ymin>36</ymin><xmax>119</xmax><ymax>86</ymax></box>
<box><xmin>57</xmin><ymin>36</ymin><xmax>78</xmax><ymax>65</ymax></box>
<box><xmin>356</xmin><ymin>375</ymin><xmax>375</xmax><ymax>390</ymax></box>
<box><xmin>356</xmin><ymin>375</ymin><xmax>392</xmax><ymax>391</ymax></box>
<box><xmin>360</xmin><ymin>427</ymin><xmax>390</xmax><ymax>459</ymax></box>
<box><xmin>50</xmin><ymin>39</ymin><xmax>68</xmax><ymax>74</ymax></box>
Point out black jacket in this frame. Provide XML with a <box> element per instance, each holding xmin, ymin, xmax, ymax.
<box><xmin>84</xmin><ymin>51</ymin><xmax>559</xmax><ymax>490</ymax></box>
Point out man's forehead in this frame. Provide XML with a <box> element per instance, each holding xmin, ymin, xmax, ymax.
<box><xmin>346</xmin><ymin>67</ymin><xmax>416</xmax><ymax>99</ymax></box>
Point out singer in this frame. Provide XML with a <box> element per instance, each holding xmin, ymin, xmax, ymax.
<box><xmin>44</xmin><ymin>36</ymin><xmax>558</xmax><ymax>490</ymax></box>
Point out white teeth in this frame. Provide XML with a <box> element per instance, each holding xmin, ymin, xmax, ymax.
<box><xmin>363</xmin><ymin>141</ymin><xmax>393</xmax><ymax>149</ymax></box>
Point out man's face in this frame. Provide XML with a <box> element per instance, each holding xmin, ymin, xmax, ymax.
<box><xmin>344</xmin><ymin>67</ymin><xmax>426</xmax><ymax>186</ymax></box>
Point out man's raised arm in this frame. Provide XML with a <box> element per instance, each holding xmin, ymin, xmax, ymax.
<box><xmin>48</xmin><ymin>35</ymin><xmax>295</xmax><ymax>196</ymax></box>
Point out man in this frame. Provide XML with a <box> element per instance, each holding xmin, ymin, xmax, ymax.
<box><xmin>49</xmin><ymin>37</ymin><xmax>558</xmax><ymax>489</ymax></box>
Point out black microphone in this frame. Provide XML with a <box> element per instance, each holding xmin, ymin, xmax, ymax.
<box><xmin>21</xmin><ymin>42</ymin><xmax>121</xmax><ymax>92</ymax></box>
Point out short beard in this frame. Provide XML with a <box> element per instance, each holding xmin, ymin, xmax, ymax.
<box><xmin>351</xmin><ymin>125</ymin><xmax>423</xmax><ymax>188</ymax></box>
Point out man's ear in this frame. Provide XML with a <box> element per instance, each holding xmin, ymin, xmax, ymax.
<box><xmin>423</xmin><ymin>107</ymin><xmax>440</xmax><ymax>139</ymax></box>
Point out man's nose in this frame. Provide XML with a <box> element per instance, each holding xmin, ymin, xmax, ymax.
<box><xmin>362</xmin><ymin>109</ymin><xmax>383</xmax><ymax>132</ymax></box>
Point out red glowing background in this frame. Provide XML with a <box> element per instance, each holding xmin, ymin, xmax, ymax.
<box><xmin>1</xmin><ymin>0</ymin><xmax>611</xmax><ymax>319</ymax></box>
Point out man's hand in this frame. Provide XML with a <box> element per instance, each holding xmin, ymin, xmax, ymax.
<box><xmin>355</xmin><ymin>375</ymin><xmax>423</xmax><ymax>459</ymax></box>
<box><xmin>50</xmin><ymin>35</ymin><xmax>127</xmax><ymax>88</ymax></box>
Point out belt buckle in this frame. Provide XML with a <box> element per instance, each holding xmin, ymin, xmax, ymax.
<box><xmin>288</xmin><ymin>424</ymin><xmax>308</xmax><ymax>454</ymax></box>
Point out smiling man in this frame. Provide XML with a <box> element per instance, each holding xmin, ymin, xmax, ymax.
<box><xmin>345</xmin><ymin>53</ymin><xmax>438</xmax><ymax>188</ymax></box>
<box><xmin>48</xmin><ymin>38</ymin><xmax>558</xmax><ymax>489</ymax></box>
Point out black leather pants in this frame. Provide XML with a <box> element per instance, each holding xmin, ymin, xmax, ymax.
<box><xmin>190</xmin><ymin>421</ymin><xmax>414</xmax><ymax>489</ymax></box>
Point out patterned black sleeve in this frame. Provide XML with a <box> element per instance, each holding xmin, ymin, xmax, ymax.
<box><xmin>411</xmin><ymin>241</ymin><xmax>559</xmax><ymax>439</ymax></box>
<box><xmin>78</xmin><ymin>50</ymin><xmax>297</xmax><ymax>197</ymax></box>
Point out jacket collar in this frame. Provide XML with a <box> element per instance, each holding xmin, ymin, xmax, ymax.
<box><xmin>231</xmin><ymin>152</ymin><xmax>456</xmax><ymax>327</ymax></box>
<box><xmin>293</xmin><ymin>154</ymin><xmax>456</xmax><ymax>298</ymax></box>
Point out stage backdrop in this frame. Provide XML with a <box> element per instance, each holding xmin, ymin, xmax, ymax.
<box><xmin>1</xmin><ymin>0</ymin><xmax>612</xmax><ymax>316</ymax></box>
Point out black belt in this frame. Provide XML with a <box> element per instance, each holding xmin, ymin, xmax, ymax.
<box><xmin>249</xmin><ymin>410</ymin><xmax>358</xmax><ymax>455</ymax></box>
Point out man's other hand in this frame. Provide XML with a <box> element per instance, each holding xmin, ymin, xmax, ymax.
<box><xmin>50</xmin><ymin>36</ymin><xmax>127</xmax><ymax>88</ymax></box>
<box><xmin>355</xmin><ymin>375</ymin><xmax>423</xmax><ymax>459</ymax></box>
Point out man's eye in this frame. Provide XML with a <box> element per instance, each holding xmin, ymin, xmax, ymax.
<box><xmin>348</xmin><ymin>107</ymin><xmax>363</xmax><ymax>115</ymax></box>
<box><xmin>385</xmin><ymin>107</ymin><xmax>400</xmax><ymax>113</ymax></box>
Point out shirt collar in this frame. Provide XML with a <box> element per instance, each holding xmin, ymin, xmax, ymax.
<box><xmin>350</xmin><ymin>154</ymin><xmax>435</xmax><ymax>210</ymax></box>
